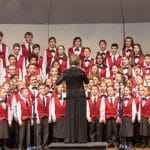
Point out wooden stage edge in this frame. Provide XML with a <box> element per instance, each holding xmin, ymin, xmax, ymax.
<box><xmin>48</xmin><ymin>142</ymin><xmax>107</xmax><ymax>150</ymax></box>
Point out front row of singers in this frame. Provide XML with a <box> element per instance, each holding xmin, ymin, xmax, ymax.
<box><xmin>0</xmin><ymin>85</ymin><xmax>149</xmax><ymax>149</ymax></box>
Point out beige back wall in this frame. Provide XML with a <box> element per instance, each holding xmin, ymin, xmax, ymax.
<box><xmin>0</xmin><ymin>23</ymin><xmax>149</xmax><ymax>57</ymax></box>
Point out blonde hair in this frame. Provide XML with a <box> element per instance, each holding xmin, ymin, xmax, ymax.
<box><xmin>69</xmin><ymin>54</ymin><xmax>80</xmax><ymax>66</ymax></box>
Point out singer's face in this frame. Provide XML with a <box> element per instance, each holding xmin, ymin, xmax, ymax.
<box><xmin>23</xmin><ymin>89</ymin><xmax>29</xmax><ymax>98</ymax></box>
<box><xmin>39</xmin><ymin>86</ymin><xmax>46</xmax><ymax>95</ymax></box>
<box><xmin>107</xmin><ymin>87</ymin><xmax>114</xmax><ymax>96</ymax></box>
<box><xmin>99</xmin><ymin>42</ymin><xmax>106</xmax><ymax>51</ymax></box>
<box><xmin>91</xmin><ymin>86</ymin><xmax>99</xmax><ymax>96</ymax></box>
<box><xmin>25</xmin><ymin>35</ymin><xmax>33</xmax><ymax>43</ymax></box>
<box><xmin>125</xmin><ymin>39</ymin><xmax>132</xmax><ymax>48</ymax></box>
<box><xmin>124</xmin><ymin>87</ymin><xmax>130</xmax><ymax>96</ymax></box>
<box><xmin>0</xmin><ymin>89</ymin><xmax>7</xmax><ymax>99</ymax></box>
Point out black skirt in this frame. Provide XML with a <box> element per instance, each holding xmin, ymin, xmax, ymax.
<box><xmin>65</xmin><ymin>99</ymin><xmax>87</xmax><ymax>143</ymax></box>
<box><xmin>53</xmin><ymin>117</ymin><xmax>65</xmax><ymax>139</ymax></box>
<box><xmin>0</xmin><ymin>120</ymin><xmax>9</xmax><ymax>139</ymax></box>
<box><xmin>140</xmin><ymin>116</ymin><xmax>150</xmax><ymax>136</ymax></box>
<box><xmin>120</xmin><ymin>117</ymin><xmax>133</xmax><ymax>137</ymax></box>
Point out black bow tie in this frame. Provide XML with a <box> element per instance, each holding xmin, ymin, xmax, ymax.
<box><xmin>142</xmin><ymin>97</ymin><xmax>147</xmax><ymax>101</ymax></box>
<box><xmin>124</xmin><ymin>97</ymin><xmax>129</xmax><ymax>101</ymax></box>
<box><xmin>59</xmin><ymin>56</ymin><xmax>63</xmax><ymax>60</ymax></box>
<box><xmin>123</xmin><ymin>66</ymin><xmax>129</xmax><ymax>70</ymax></box>
<box><xmin>134</xmin><ymin>55</ymin><xmax>140</xmax><ymax>59</ymax></box>
<box><xmin>101</xmin><ymin>95</ymin><xmax>107</xmax><ymax>98</ymax></box>
<box><xmin>32</xmin><ymin>87</ymin><xmax>37</xmax><ymax>90</ymax></box>
<box><xmin>75</xmin><ymin>48</ymin><xmax>80</xmax><ymax>51</ymax></box>
<box><xmin>126</xmin><ymin>49</ymin><xmax>131</xmax><ymax>53</ymax></box>
<box><xmin>0</xmin><ymin>99</ymin><xmax>6</xmax><ymax>103</ymax></box>
<box><xmin>101</xmin><ymin>52</ymin><xmax>106</xmax><ymax>56</ymax></box>
<box><xmin>50</xmin><ymin>49</ymin><xmax>55</xmax><ymax>53</ymax></box>
<box><xmin>84</xmin><ymin>59</ymin><xmax>90</xmax><ymax>62</ymax></box>
<box><xmin>146</xmin><ymin>67</ymin><xmax>150</xmax><ymax>71</ymax></box>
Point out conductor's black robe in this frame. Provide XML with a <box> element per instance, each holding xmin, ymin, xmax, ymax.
<box><xmin>56</xmin><ymin>66</ymin><xmax>89</xmax><ymax>143</ymax></box>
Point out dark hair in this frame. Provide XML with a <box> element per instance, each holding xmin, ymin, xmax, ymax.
<box><xmin>24</xmin><ymin>32</ymin><xmax>33</xmax><ymax>38</ymax></box>
<box><xmin>95</xmin><ymin>53</ymin><xmax>104</xmax><ymax>65</ymax></box>
<box><xmin>111</xmin><ymin>43</ymin><xmax>118</xmax><ymax>49</ymax></box>
<box><xmin>29</xmin><ymin>54</ymin><xmax>38</xmax><ymax>62</ymax></box>
<box><xmin>48</xmin><ymin>36</ymin><xmax>56</xmax><ymax>43</ymax></box>
<box><xmin>99</xmin><ymin>40</ymin><xmax>107</xmax><ymax>45</ymax></box>
<box><xmin>8</xmin><ymin>54</ymin><xmax>17</xmax><ymax>61</ymax></box>
<box><xmin>145</xmin><ymin>54</ymin><xmax>150</xmax><ymax>58</ymax></box>
<box><xmin>33</xmin><ymin>44</ymin><xmax>40</xmax><ymax>50</ymax></box>
<box><xmin>73</xmin><ymin>37</ymin><xmax>82</xmax><ymax>46</ymax></box>
<box><xmin>13</xmin><ymin>43</ymin><xmax>20</xmax><ymax>49</ymax></box>
<box><xmin>0</xmin><ymin>31</ymin><xmax>3</xmax><ymax>37</ymax></box>
<box><xmin>133</xmin><ymin>43</ymin><xmax>143</xmax><ymax>55</ymax></box>
<box><xmin>84</xmin><ymin>47</ymin><xmax>91</xmax><ymax>52</ymax></box>
<box><xmin>123</xmin><ymin>36</ymin><xmax>134</xmax><ymax>49</ymax></box>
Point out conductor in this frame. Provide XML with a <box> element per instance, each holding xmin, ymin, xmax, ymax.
<box><xmin>56</xmin><ymin>54</ymin><xmax>89</xmax><ymax>143</ymax></box>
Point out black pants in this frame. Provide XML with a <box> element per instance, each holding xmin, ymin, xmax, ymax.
<box><xmin>106</xmin><ymin>117</ymin><xmax>118</xmax><ymax>146</ymax></box>
<box><xmin>18</xmin><ymin>119</ymin><xmax>31</xmax><ymax>149</ymax></box>
<box><xmin>36</xmin><ymin>117</ymin><xmax>49</xmax><ymax>147</ymax></box>
<box><xmin>89</xmin><ymin>117</ymin><xmax>103</xmax><ymax>142</ymax></box>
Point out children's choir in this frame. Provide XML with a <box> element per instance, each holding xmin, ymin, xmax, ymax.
<box><xmin>0</xmin><ymin>31</ymin><xmax>150</xmax><ymax>149</ymax></box>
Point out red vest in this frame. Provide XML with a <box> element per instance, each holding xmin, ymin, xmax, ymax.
<box><xmin>140</xmin><ymin>98</ymin><xmax>150</xmax><ymax>117</ymax></box>
<box><xmin>37</xmin><ymin>56</ymin><xmax>43</xmax><ymax>68</ymax></box>
<box><xmin>133</xmin><ymin>55</ymin><xmax>144</xmax><ymax>66</ymax></box>
<box><xmin>16</xmin><ymin>55</ymin><xmax>25</xmax><ymax>69</ymax></box>
<box><xmin>53</xmin><ymin>96</ymin><xmax>66</xmax><ymax>118</ymax></box>
<box><xmin>123</xmin><ymin>98</ymin><xmax>133</xmax><ymax>118</ymax></box>
<box><xmin>0</xmin><ymin>103</ymin><xmax>8</xmax><ymax>121</ymax></box>
<box><xmin>68</xmin><ymin>47</ymin><xmax>84</xmax><ymax>61</ymax></box>
<box><xmin>105</xmin><ymin>98</ymin><xmax>118</xmax><ymax>119</ymax></box>
<box><xmin>81</xmin><ymin>58</ymin><xmax>94</xmax><ymax>76</ymax></box>
<box><xmin>21</xmin><ymin>44</ymin><xmax>30</xmax><ymax>59</ymax></box>
<box><xmin>106</xmin><ymin>54</ymin><xmax>122</xmax><ymax>68</ymax></box>
<box><xmin>0</xmin><ymin>43</ymin><xmax>6</xmax><ymax>66</ymax></box>
<box><xmin>18</xmin><ymin>98</ymin><xmax>32</xmax><ymax>120</ymax></box>
<box><xmin>37</xmin><ymin>96</ymin><xmax>50</xmax><ymax>118</ymax></box>
<box><xmin>59</xmin><ymin>60</ymin><xmax>67</xmax><ymax>72</ymax></box>
<box><xmin>99</xmin><ymin>68</ymin><xmax>106</xmax><ymax>77</ymax></box>
<box><xmin>122</xmin><ymin>48</ymin><xmax>134</xmax><ymax>57</ymax></box>
<box><xmin>88</xmin><ymin>96</ymin><xmax>101</xmax><ymax>119</ymax></box>
<box><xmin>46</xmin><ymin>49</ymin><xmax>53</xmax><ymax>68</ymax></box>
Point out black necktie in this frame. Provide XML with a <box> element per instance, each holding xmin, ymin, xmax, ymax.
<box><xmin>110</xmin><ymin>98</ymin><xmax>113</xmax><ymax>105</ymax></box>
<box><xmin>113</xmin><ymin>55</ymin><xmax>116</xmax><ymax>64</ymax></box>
<box><xmin>42</xmin><ymin>97</ymin><xmax>45</xmax><ymax>106</ymax></box>
<box><xmin>26</xmin><ymin>100</ymin><xmax>28</xmax><ymax>107</ymax></box>
<box><xmin>28</xmin><ymin>43</ymin><xmax>32</xmax><ymax>55</ymax></box>
<box><xmin>94</xmin><ymin>97</ymin><xmax>96</xmax><ymax>105</ymax></box>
